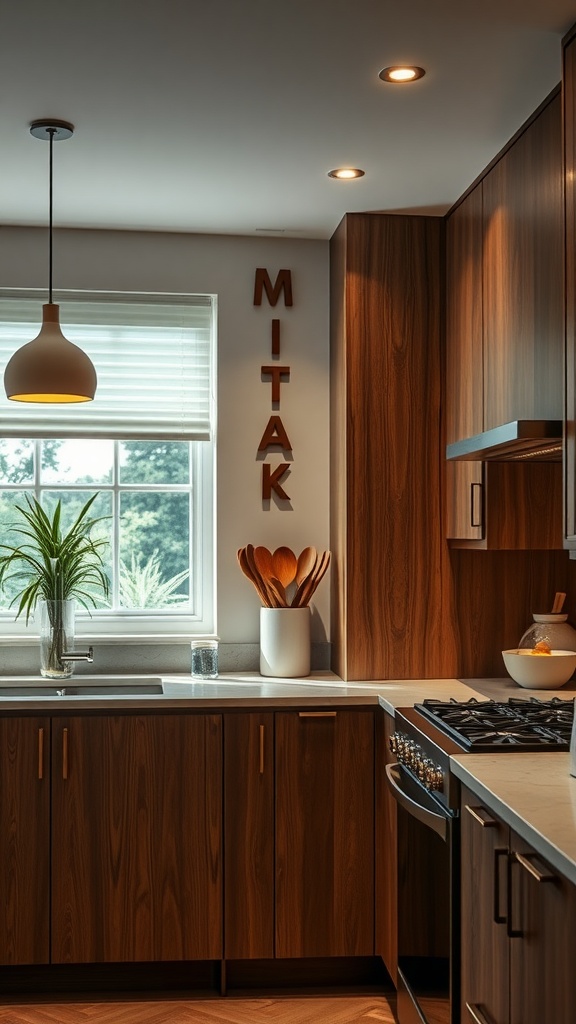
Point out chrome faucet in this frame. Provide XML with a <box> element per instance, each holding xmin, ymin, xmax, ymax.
<box><xmin>61</xmin><ymin>645</ymin><xmax>94</xmax><ymax>664</ymax></box>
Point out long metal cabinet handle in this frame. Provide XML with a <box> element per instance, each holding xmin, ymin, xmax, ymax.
<box><xmin>515</xmin><ymin>851</ymin><xmax>555</xmax><ymax>883</ymax></box>
<box><xmin>298</xmin><ymin>711</ymin><xmax>337</xmax><ymax>718</ymax></box>
<box><xmin>465</xmin><ymin>1003</ymin><xmax>492</xmax><ymax>1024</ymax></box>
<box><xmin>62</xmin><ymin>727</ymin><xmax>69</xmax><ymax>780</ymax></box>
<box><xmin>465</xmin><ymin>804</ymin><xmax>498</xmax><ymax>827</ymax></box>
<box><xmin>470</xmin><ymin>481</ymin><xmax>483</xmax><ymax>528</ymax></box>
<box><xmin>38</xmin><ymin>727</ymin><xmax>44</xmax><ymax>780</ymax></box>
<box><xmin>493</xmin><ymin>848</ymin><xmax>509</xmax><ymax>924</ymax></box>
<box><xmin>259</xmin><ymin>723</ymin><xmax>265</xmax><ymax>774</ymax></box>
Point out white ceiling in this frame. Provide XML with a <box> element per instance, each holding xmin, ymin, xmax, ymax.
<box><xmin>1</xmin><ymin>0</ymin><xmax>575</xmax><ymax>241</ymax></box>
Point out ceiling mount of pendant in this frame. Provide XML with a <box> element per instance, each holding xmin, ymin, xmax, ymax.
<box><xmin>29</xmin><ymin>119</ymin><xmax>74</xmax><ymax>142</ymax></box>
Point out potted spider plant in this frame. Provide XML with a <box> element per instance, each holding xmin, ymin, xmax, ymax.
<box><xmin>0</xmin><ymin>493</ymin><xmax>110</xmax><ymax>677</ymax></box>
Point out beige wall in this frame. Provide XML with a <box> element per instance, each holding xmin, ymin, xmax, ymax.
<box><xmin>0</xmin><ymin>226</ymin><xmax>330</xmax><ymax>650</ymax></box>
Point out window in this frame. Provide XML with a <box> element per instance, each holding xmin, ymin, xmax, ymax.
<box><xmin>0</xmin><ymin>291</ymin><xmax>216</xmax><ymax>639</ymax></box>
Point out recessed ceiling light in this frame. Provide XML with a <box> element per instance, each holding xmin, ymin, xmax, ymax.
<box><xmin>379</xmin><ymin>66</ymin><xmax>426</xmax><ymax>83</ymax></box>
<box><xmin>327</xmin><ymin>168</ymin><xmax>365</xmax><ymax>180</ymax></box>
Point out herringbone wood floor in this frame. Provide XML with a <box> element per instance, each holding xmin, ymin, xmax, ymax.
<box><xmin>0</xmin><ymin>996</ymin><xmax>397</xmax><ymax>1024</ymax></box>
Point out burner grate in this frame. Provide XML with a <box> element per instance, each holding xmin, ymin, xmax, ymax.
<box><xmin>416</xmin><ymin>697</ymin><xmax>574</xmax><ymax>751</ymax></box>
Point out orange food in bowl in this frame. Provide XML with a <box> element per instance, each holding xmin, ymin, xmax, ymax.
<box><xmin>531</xmin><ymin>641</ymin><xmax>552</xmax><ymax>655</ymax></box>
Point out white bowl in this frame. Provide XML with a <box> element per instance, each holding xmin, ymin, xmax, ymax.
<box><xmin>502</xmin><ymin>649</ymin><xmax>576</xmax><ymax>689</ymax></box>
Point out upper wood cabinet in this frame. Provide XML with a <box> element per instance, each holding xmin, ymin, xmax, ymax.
<box><xmin>445</xmin><ymin>89</ymin><xmax>564</xmax><ymax>550</ymax></box>
<box><xmin>564</xmin><ymin>30</ymin><xmax>576</xmax><ymax>552</ymax></box>
<box><xmin>446</xmin><ymin>183</ymin><xmax>484</xmax><ymax>446</ymax></box>
<box><xmin>483</xmin><ymin>92</ymin><xmax>563</xmax><ymax>430</ymax></box>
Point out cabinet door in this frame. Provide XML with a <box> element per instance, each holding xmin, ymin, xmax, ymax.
<box><xmin>0</xmin><ymin>717</ymin><xmax>50</xmax><ymax>965</ymax></box>
<box><xmin>446</xmin><ymin>462</ymin><xmax>484</xmax><ymax>542</ymax></box>
<box><xmin>564</xmin><ymin>34</ymin><xmax>576</xmax><ymax>550</ymax></box>
<box><xmin>509</xmin><ymin>834</ymin><xmax>576</xmax><ymax>1024</ymax></box>
<box><xmin>51</xmin><ymin>714</ymin><xmax>222</xmax><ymax>963</ymax></box>
<box><xmin>224</xmin><ymin>712</ymin><xmax>274</xmax><ymax>959</ymax></box>
<box><xmin>460</xmin><ymin>789</ymin><xmax>510</xmax><ymax>1024</ymax></box>
<box><xmin>275</xmin><ymin>709</ymin><xmax>374</xmax><ymax>958</ymax></box>
<box><xmin>483</xmin><ymin>92</ymin><xmax>563</xmax><ymax>430</ymax></box>
<box><xmin>445</xmin><ymin>183</ymin><xmax>484</xmax><ymax>445</ymax></box>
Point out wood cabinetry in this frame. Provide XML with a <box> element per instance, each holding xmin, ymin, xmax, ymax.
<box><xmin>331</xmin><ymin>212</ymin><xmax>457</xmax><ymax>679</ymax></box>
<box><xmin>564</xmin><ymin>30</ymin><xmax>576</xmax><ymax>552</ymax></box>
<box><xmin>223</xmin><ymin>708</ymin><xmax>375</xmax><ymax>961</ymax></box>
<box><xmin>223</xmin><ymin>712</ymin><xmax>274</xmax><ymax>959</ymax></box>
<box><xmin>482</xmin><ymin>92</ymin><xmax>563</xmax><ymax>431</ymax></box>
<box><xmin>445</xmin><ymin>89</ymin><xmax>563</xmax><ymax>550</ymax></box>
<box><xmin>51</xmin><ymin>713</ymin><xmax>222</xmax><ymax>964</ymax></box>
<box><xmin>0</xmin><ymin>717</ymin><xmax>50</xmax><ymax>965</ymax></box>
<box><xmin>375</xmin><ymin>710</ymin><xmax>397</xmax><ymax>984</ymax></box>
<box><xmin>461</xmin><ymin>785</ymin><xmax>576</xmax><ymax>1024</ymax></box>
<box><xmin>276</xmin><ymin>709</ymin><xmax>374</xmax><ymax>958</ymax></box>
<box><xmin>2</xmin><ymin>713</ymin><xmax>223</xmax><ymax>968</ymax></box>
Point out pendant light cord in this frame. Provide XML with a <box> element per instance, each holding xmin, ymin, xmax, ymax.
<box><xmin>48</xmin><ymin>127</ymin><xmax>54</xmax><ymax>304</ymax></box>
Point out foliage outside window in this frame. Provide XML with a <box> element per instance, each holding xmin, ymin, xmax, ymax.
<box><xmin>0</xmin><ymin>291</ymin><xmax>216</xmax><ymax>639</ymax></box>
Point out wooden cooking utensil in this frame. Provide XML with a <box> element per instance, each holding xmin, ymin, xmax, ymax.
<box><xmin>551</xmin><ymin>591</ymin><xmax>566</xmax><ymax>614</ymax></box>
<box><xmin>293</xmin><ymin>550</ymin><xmax>330</xmax><ymax>607</ymax></box>
<box><xmin>272</xmin><ymin>546</ymin><xmax>297</xmax><ymax>589</ymax></box>
<box><xmin>295</xmin><ymin>546</ymin><xmax>317</xmax><ymax>587</ymax></box>
<box><xmin>237</xmin><ymin>547</ymin><xmax>272</xmax><ymax>606</ymax></box>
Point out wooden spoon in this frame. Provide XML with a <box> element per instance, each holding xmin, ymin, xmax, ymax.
<box><xmin>272</xmin><ymin>546</ymin><xmax>297</xmax><ymax>589</ymax></box>
<box><xmin>294</xmin><ymin>550</ymin><xmax>331</xmax><ymax>607</ymax></box>
<box><xmin>295</xmin><ymin>546</ymin><xmax>317</xmax><ymax>587</ymax></box>
<box><xmin>551</xmin><ymin>591</ymin><xmax>566</xmax><ymax>614</ymax></box>
<box><xmin>237</xmin><ymin>547</ymin><xmax>271</xmax><ymax>606</ymax></box>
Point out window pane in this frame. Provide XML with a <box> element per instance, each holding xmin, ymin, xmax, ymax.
<box><xmin>119</xmin><ymin>492</ymin><xmax>190</xmax><ymax>609</ymax></box>
<box><xmin>40</xmin><ymin>440</ymin><xmax>114</xmax><ymax>485</ymax></box>
<box><xmin>119</xmin><ymin>441</ymin><xmax>190</xmax><ymax>485</ymax></box>
<box><xmin>0</xmin><ymin>489</ymin><xmax>33</xmax><ymax>612</ymax></box>
<box><xmin>0</xmin><ymin>440</ymin><xmax>34</xmax><ymax>484</ymax></box>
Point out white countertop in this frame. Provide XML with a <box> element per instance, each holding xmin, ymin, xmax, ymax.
<box><xmin>452</xmin><ymin>752</ymin><xmax>576</xmax><ymax>886</ymax></box>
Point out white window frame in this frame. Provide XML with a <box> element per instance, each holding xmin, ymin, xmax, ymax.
<box><xmin>0</xmin><ymin>290</ymin><xmax>217</xmax><ymax>643</ymax></box>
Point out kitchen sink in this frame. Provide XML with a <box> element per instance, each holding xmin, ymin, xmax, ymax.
<box><xmin>0</xmin><ymin>676</ymin><xmax>164</xmax><ymax>697</ymax></box>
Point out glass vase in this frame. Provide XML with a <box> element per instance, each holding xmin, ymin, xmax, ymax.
<box><xmin>38</xmin><ymin>599</ymin><xmax>75</xmax><ymax>678</ymax></box>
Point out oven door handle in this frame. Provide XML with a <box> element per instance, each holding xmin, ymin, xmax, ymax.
<box><xmin>385</xmin><ymin>763</ymin><xmax>447</xmax><ymax>841</ymax></box>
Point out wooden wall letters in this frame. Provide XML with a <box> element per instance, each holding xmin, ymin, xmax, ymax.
<box><xmin>254</xmin><ymin>268</ymin><xmax>293</xmax><ymax>505</ymax></box>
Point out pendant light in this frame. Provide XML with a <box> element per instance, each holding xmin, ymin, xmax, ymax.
<box><xmin>4</xmin><ymin>119</ymin><xmax>97</xmax><ymax>403</ymax></box>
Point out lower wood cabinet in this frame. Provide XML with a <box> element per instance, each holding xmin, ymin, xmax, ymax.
<box><xmin>224</xmin><ymin>708</ymin><xmax>375</xmax><ymax>960</ymax></box>
<box><xmin>0</xmin><ymin>716</ymin><xmax>50</xmax><ymax>965</ymax></box>
<box><xmin>461</xmin><ymin>784</ymin><xmax>576</xmax><ymax>1024</ymax></box>
<box><xmin>1</xmin><ymin>707</ymin><xmax>375</xmax><ymax>969</ymax></box>
<box><xmin>52</xmin><ymin>714</ymin><xmax>222</xmax><ymax>963</ymax></box>
<box><xmin>0</xmin><ymin>713</ymin><xmax>223</xmax><ymax>966</ymax></box>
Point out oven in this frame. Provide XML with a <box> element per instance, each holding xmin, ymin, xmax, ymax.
<box><xmin>386</xmin><ymin>696</ymin><xmax>574</xmax><ymax>1024</ymax></box>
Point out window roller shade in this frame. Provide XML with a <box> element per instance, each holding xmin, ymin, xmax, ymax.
<box><xmin>0</xmin><ymin>291</ymin><xmax>215</xmax><ymax>440</ymax></box>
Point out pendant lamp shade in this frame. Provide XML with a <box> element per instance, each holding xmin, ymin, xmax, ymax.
<box><xmin>4</xmin><ymin>120</ymin><xmax>97</xmax><ymax>403</ymax></box>
<box><xmin>4</xmin><ymin>303</ymin><xmax>97</xmax><ymax>402</ymax></box>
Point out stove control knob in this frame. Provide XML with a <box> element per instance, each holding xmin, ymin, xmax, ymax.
<box><xmin>425</xmin><ymin>764</ymin><xmax>444</xmax><ymax>792</ymax></box>
<box><xmin>389</xmin><ymin>733</ymin><xmax>399</xmax><ymax>756</ymax></box>
<box><xmin>416</xmin><ymin>755</ymin><xmax>428</xmax><ymax>782</ymax></box>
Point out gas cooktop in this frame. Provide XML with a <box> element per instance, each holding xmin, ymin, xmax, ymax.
<box><xmin>414</xmin><ymin>696</ymin><xmax>574</xmax><ymax>752</ymax></box>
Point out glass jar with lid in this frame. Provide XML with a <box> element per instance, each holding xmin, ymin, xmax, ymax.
<box><xmin>518</xmin><ymin>613</ymin><xmax>576</xmax><ymax>653</ymax></box>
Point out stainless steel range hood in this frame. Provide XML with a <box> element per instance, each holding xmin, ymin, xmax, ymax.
<box><xmin>446</xmin><ymin>420</ymin><xmax>563</xmax><ymax>461</ymax></box>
